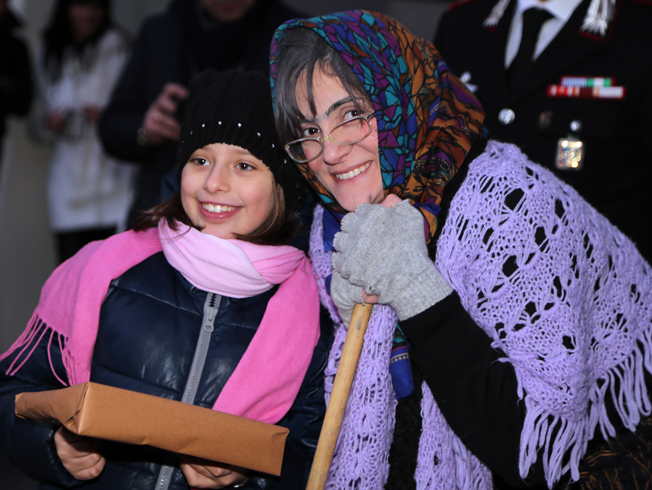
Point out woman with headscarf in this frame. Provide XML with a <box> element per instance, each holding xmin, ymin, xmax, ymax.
<box><xmin>271</xmin><ymin>10</ymin><xmax>652</xmax><ymax>490</ymax></box>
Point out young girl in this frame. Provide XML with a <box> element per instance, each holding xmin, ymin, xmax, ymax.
<box><xmin>271</xmin><ymin>11</ymin><xmax>652</xmax><ymax>490</ymax></box>
<box><xmin>30</xmin><ymin>0</ymin><xmax>136</xmax><ymax>263</ymax></box>
<box><xmin>0</xmin><ymin>69</ymin><xmax>331</xmax><ymax>490</ymax></box>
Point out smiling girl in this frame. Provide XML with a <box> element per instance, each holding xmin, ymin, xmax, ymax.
<box><xmin>0</xmin><ymin>69</ymin><xmax>331</xmax><ymax>490</ymax></box>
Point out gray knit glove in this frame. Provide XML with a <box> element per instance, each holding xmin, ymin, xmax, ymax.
<box><xmin>331</xmin><ymin>200</ymin><xmax>453</xmax><ymax>322</ymax></box>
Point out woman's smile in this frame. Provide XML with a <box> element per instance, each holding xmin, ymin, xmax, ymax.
<box><xmin>334</xmin><ymin>161</ymin><xmax>371</xmax><ymax>181</ymax></box>
<box><xmin>296</xmin><ymin>68</ymin><xmax>384</xmax><ymax>212</ymax></box>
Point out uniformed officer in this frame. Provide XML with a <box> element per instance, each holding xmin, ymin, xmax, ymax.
<box><xmin>435</xmin><ymin>0</ymin><xmax>652</xmax><ymax>263</ymax></box>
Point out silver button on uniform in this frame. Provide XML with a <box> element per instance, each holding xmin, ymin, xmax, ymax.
<box><xmin>570</xmin><ymin>120</ymin><xmax>582</xmax><ymax>132</ymax></box>
<box><xmin>498</xmin><ymin>108</ymin><xmax>516</xmax><ymax>125</ymax></box>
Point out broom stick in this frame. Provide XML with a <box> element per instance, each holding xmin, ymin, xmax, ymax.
<box><xmin>305</xmin><ymin>302</ymin><xmax>374</xmax><ymax>490</ymax></box>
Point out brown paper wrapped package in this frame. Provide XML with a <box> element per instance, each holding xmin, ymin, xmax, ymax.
<box><xmin>15</xmin><ymin>382</ymin><xmax>288</xmax><ymax>476</ymax></box>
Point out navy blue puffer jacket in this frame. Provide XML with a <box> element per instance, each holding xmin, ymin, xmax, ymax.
<box><xmin>0</xmin><ymin>252</ymin><xmax>333</xmax><ymax>489</ymax></box>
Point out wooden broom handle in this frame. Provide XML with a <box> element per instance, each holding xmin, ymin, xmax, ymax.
<box><xmin>305</xmin><ymin>302</ymin><xmax>374</xmax><ymax>490</ymax></box>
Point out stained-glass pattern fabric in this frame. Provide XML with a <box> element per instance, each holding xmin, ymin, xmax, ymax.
<box><xmin>270</xmin><ymin>10</ymin><xmax>486</xmax><ymax>241</ymax></box>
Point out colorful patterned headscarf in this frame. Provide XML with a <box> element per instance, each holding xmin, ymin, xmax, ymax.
<box><xmin>270</xmin><ymin>10</ymin><xmax>486</xmax><ymax>242</ymax></box>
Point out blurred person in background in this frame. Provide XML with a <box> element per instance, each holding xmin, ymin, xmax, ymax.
<box><xmin>30</xmin><ymin>0</ymin><xmax>135</xmax><ymax>264</ymax></box>
<box><xmin>99</xmin><ymin>0</ymin><xmax>304</xmax><ymax>226</ymax></box>
<box><xmin>0</xmin><ymin>0</ymin><xmax>33</xmax><ymax>172</ymax></box>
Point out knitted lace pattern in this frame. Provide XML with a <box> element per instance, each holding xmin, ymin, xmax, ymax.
<box><xmin>311</xmin><ymin>141</ymin><xmax>652</xmax><ymax>489</ymax></box>
<box><xmin>311</xmin><ymin>211</ymin><xmax>491</xmax><ymax>490</ymax></box>
<box><xmin>437</xmin><ymin>141</ymin><xmax>652</xmax><ymax>486</ymax></box>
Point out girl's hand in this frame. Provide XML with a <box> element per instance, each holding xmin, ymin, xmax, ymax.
<box><xmin>54</xmin><ymin>426</ymin><xmax>105</xmax><ymax>480</ymax></box>
<box><xmin>141</xmin><ymin>83</ymin><xmax>188</xmax><ymax>146</ymax></box>
<box><xmin>180</xmin><ymin>455</ymin><xmax>249</xmax><ymax>489</ymax></box>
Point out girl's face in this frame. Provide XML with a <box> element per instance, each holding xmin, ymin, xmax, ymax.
<box><xmin>295</xmin><ymin>68</ymin><xmax>384</xmax><ymax>213</ymax></box>
<box><xmin>68</xmin><ymin>2</ymin><xmax>105</xmax><ymax>43</ymax></box>
<box><xmin>181</xmin><ymin>143</ymin><xmax>276</xmax><ymax>240</ymax></box>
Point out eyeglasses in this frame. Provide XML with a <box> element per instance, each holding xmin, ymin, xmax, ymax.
<box><xmin>284</xmin><ymin>112</ymin><xmax>376</xmax><ymax>164</ymax></box>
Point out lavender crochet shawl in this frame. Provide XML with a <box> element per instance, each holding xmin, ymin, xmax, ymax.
<box><xmin>310</xmin><ymin>141</ymin><xmax>652</xmax><ymax>489</ymax></box>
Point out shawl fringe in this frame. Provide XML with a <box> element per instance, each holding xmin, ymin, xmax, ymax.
<box><xmin>437</xmin><ymin>141</ymin><xmax>652</xmax><ymax>489</ymax></box>
<box><xmin>520</xmin><ymin>299</ymin><xmax>652</xmax><ymax>487</ymax></box>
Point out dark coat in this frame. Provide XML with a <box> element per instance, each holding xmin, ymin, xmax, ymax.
<box><xmin>435</xmin><ymin>0</ymin><xmax>652</xmax><ymax>263</ymax></box>
<box><xmin>0</xmin><ymin>252</ymin><xmax>333</xmax><ymax>489</ymax></box>
<box><xmin>0</xmin><ymin>8</ymin><xmax>33</xmax><ymax>153</ymax></box>
<box><xmin>98</xmin><ymin>0</ymin><xmax>304</xmax><ymax>224</ymax></box>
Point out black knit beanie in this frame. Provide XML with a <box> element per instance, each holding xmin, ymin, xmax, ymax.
<box><xmin>177</xmin><ymin>69</ymin><xmax>301</xmax><ymax>213</ymax></box>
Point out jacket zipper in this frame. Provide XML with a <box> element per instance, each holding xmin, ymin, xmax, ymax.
<box><xmin>155</xmin><ymin>293</ymin><xmax>221</xmax><ymax>490</ymax></box>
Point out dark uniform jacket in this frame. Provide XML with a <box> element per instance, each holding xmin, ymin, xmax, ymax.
<box><xmin>435</xmin><ymin>0</ymin><xmax>652</xmax><ymax>263</ymax></box>
<box><xmin>0</xmin><ymin>252</ymin><xmax>333</xmax><ymax>490</ymax></box>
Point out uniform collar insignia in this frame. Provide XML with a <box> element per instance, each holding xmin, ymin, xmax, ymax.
<box><xmin>482</xmin><ymin>0</ymin><xmax>511</xmax><ymax>28</ymax></box>
<box><xmin>580</xmin><ymin>0</ymin><xmax>617</xmax><ymax>37</ymax></box>
<box><xmin>482</xmin><ymin>0</ymin><xmax>617</xmax><ymax>37</ymax></box>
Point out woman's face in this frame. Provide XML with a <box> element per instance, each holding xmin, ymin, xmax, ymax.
<box><xmin>295</xmin><ymin>68</ymin><xmax>384</xmax><ymax>213</ymax></box>
<box><xmin>181</xmin><ymin>143</ymin><xmax>276</xmax><ymax>240</ymax></box>
<box><xmin>68</xmin><ymin>2</ymin><xmax>105</xmax><ymax>43</ymax></box>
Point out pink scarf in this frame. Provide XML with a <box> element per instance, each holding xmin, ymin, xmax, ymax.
<box><xmin>158</xmin><ymin>221</ymin><xmax>307</xmax><ymax>298</ymax></box>
<box><xmin>1</xmin><ymin>222</ymin><xmax>320</xmax><ymax>424</ymax></box>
